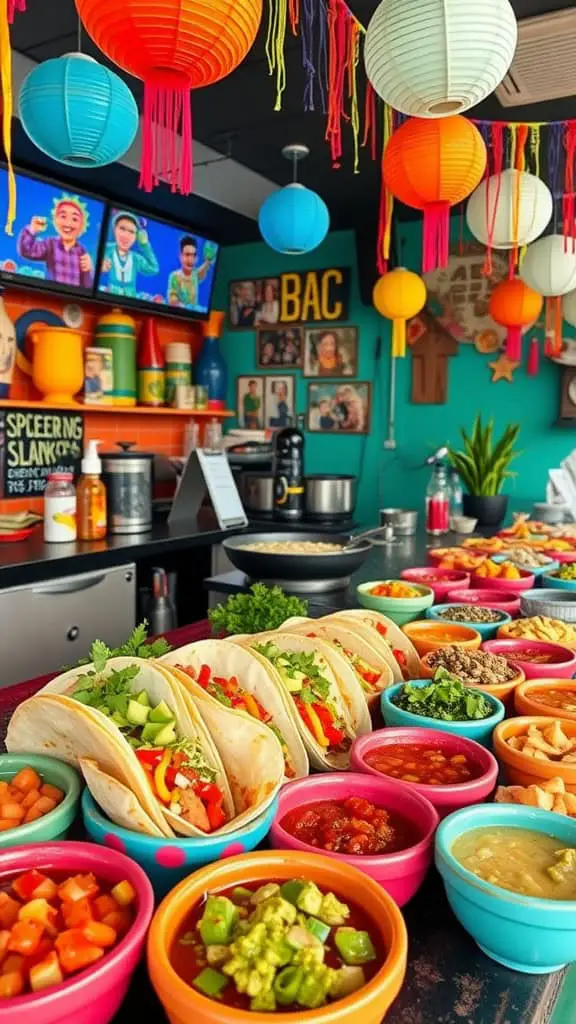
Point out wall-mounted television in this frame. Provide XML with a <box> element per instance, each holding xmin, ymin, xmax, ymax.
<box><xmin>95</xmin><ymin>206</ymin><xmax>219</xmax><ymax>318</ymax></box>
<box><xmin>0</xmin><ymin>167</ymin><xmax>106</xmax><ymax>297</ymax></box>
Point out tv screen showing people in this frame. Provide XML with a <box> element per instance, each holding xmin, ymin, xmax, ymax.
<box><xmin>96</xmin><ymin>207</ymin><xmax>219</xmax><ymax>315</ymax></box>
<box><xmin>0</xmin><ymin>169</ymin><xmax>105</xmax><ymax>295</ymax></box>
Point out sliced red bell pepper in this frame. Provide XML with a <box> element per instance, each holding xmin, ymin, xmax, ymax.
<box><xmin>57</xmin><ymin>874</ymin><xmax>99</xmax><ymax>903</ymax></box>
<box><xmin>55</xmin><ymin>930</ymin><xmax>105</xmax><ymax>974</ymax></box>
<box><xmin>135</xmin><ymin>748</ymin><xmax>164</xmax><ymax>770</ymax></box>
<box><xmin>12</xmin><ymin>871</ymin><xmax>49</xmax><ymax>903</ymax></box>
<box><xmin>197</xmin><ymin>664</ymin><xmax>212</xmax><ymax>688</ymax></box>
<box><xmin>312</xmin><ymin>702</ymin><xmax>345</xmax><ymax>746</ymax></box>
<box><xmin>376</xmin><ymin>622</ymin><xmax>388</xmax><ymax>637</ymax></box>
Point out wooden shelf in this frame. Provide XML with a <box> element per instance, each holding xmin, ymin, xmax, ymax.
<box><xmin>1</xmin><ymin>399</ymin><xmax>235</xmax><ymax>418</ymax></box>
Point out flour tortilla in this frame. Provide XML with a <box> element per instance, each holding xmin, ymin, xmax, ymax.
<box><xmin>80</xmin><ymin>758</ymin><xmax>166</xmax><ymax>837</ymax></box>
<box><xmin>160</xmin><ymin>639</ymin><xmax>309</xmax><ymax>780</ymax></box>
<box><xmin>7</xmin><ymin>657</ymin><xmax>235</xmax><ymax>837</ymax></box>
<box><xmin>325</xmin><ymin>610</ymin><xmax>421</xmax><ymax>678</ymax></box>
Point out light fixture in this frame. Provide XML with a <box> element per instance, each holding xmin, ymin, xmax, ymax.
<box><xmin>258</xmin><ymin>144</ymin><xmax>330</xmax><ymax>255</ymax></box>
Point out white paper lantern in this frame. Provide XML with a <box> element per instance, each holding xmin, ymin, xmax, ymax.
<box><xmin>466</xmin><ymin>170</ymin><xmax>552</xmax><ymax>249</ymax></box>
<box><xmin>562</xmin><ymin>289</ymin><xmax>576</xmax><ymax>329</ymax></box>
<box><xmin>364</xmin><ymin>0</ymin><xmax>518</xmax><ymax>117</ymax></box>
<box><xmin>520</xmin><ymin>235</ymin><xmax>576</xmax><ymax>297</ymax></box>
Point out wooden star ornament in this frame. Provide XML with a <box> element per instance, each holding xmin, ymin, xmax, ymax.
<box><xmin>489</xmin><ymin>354</ymin><xmax>520</xmax><ymax>383</ymax></box>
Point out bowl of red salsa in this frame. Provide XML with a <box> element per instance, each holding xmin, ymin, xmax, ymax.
<box><xmin>269</xmin><ymin>773</ymin><xmax>438</xmax><ymax>907</ymax></box>
<box><xmin>351</xmin><ymin>728</ymin><xmax>499</xmax><ymax>820</ymax></box>
<box><xmin>147</xmin><ymin>850</ymin><xmax>408</xmax><ymax>1024</ymax></box>
<box><xmin>482</xmin><ymin>638</ymin><xmax>576</xmax><ymax>679</ymax></box>
<box><xmin>400</xmin><ymin>568</ymin><xmax>471</xmax><ymax>602</ymax></box>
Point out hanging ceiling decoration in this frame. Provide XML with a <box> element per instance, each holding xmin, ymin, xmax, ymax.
<box><xmin>488</xmin><ymin>277</ymin><xmax>543</xmax><ymax>364</ymax></box>
<box><xmin>373</xmin><ymin>268</ymin><xmax>427</xmax><ymax>358</ymax></box>
<box><xmin>19</xmin><ymin>54</ymin><xmax>139</xmax><ymax>168</ymax></box>
<box><xmin>520</xmin><ymin>235</ymin><xmax>576</xmax><ymax>358</ymax></box>
<box><xmin>563</xmin><ymin>289</ymin><xmax>576</xmax><ymax>330</ymax></box>
<box><xmin>466</xmin><ymin>169</ymin><xmax>553</xmax><ymax>255</ymax></box>
<box><xmin>364</xmin><ymin>0</ymin><xmax>517</xmax><ymax>119</ymax></box>
<box><xmin>75</xmin><ymin>0</ymin><xmax>263</xmax><ymax>195</ymax></box>
<box><xmin>258</xmin><ymin>145</ymin><xmax>330</xmax><ymax>255</ymax></box>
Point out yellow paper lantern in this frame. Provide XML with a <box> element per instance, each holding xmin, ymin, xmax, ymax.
<box><xmin>373</xmin><ymin>268</ymin><xmax>427</xmax><ymax>357</ymax></box>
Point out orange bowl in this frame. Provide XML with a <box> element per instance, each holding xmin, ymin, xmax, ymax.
<box><xmin>493</xmin><ymin>716</ymin><xmax>576</xmax><ymax>793</ymax></box>
<box><xmin>401</xmin><ymin>621</ymin><xmax>481</xmax><ymax>658</ymax></box>
<box><xmin>514</xmin><ymin>679</ymin><xmax>576</xmax><ymax>721</ymax></box>
<box><xmin>419</xmin><ymin>652</ymin><xmax>524</xmax><ymax>710</ymax></box>
<box><xmin>147</xmin><ymin>850</ymin><xmax>408</xmax><ymax>1024</ymax></box>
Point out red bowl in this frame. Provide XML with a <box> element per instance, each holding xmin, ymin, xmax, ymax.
<box><xmin>269</xmin><ymin>772</ymin><xmax>438</xmax><ymax>907</ymax></box>
<box><xmin>471</xmin><ymin>569</ymin><xmax>535</xmax><ymax>593</ymax></box>
<box><xmin>482</xmin><ymin>638</ymin><xmax>576</xmax><ymax>679</ymax></box>
<box><xmin>351</xmin><ymin>727</ymin><xmax>499</xmax><ymax>820</ymax></box>
<box><xmin>400</xmin><ymin>567</ymin><xmax>470</xmax><ymax>602</ymax></box>
<box><xmin>548</xmin><ymin>551</ymin><xmax>576</xmax><ymax>564</ymax></box>
<box><xmin>446</xmin><ymin>587</ymin><xmax>522</xmax><ymax>617</ymax></box>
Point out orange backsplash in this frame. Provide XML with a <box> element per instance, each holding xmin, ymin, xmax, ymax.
<box><xmin>1</xmin><ymin>287</ymin><xmax>206</xmax><ymax>516</ymax></box>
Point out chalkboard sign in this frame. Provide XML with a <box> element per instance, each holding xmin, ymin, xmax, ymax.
<box><xmin>0</xmin><ymin>409</ymin><xmax>84</xmax><ymax>499</ymax></box>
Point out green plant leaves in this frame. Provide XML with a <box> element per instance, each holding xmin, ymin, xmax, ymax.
<box><xmin>448</xmin><ymin>415</ymin><xmax>521</xmax><ymax>497</ymax></box>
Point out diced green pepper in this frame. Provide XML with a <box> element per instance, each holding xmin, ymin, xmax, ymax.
<box><xmin>193</xmin><ymin>968</ymin><xmax>229</xmax><ymax>998</ymax></box>
<box><xmin>280</xmin><ymin>880</ymin><xmax>306</xmax><ymax>906</ymax></box>
<box><xmin>305</xmin><ymin>917</ymin><xmax>331</xmax><ymax>943</ymax></box>
<box><xmin>274</xmin><ymin>965</ymin><xmax>303</xmax><ymax>1005</ymax></box>
<box><xmin>334</xmin><ymin>928</ymin><xmax>376</xmax><ymax>965</ymax></box>
<box><xmin>199</xmin><ymin>896</ymin><xmax>238</xmax><ymax>946</ymax></box>
<box><xmin>295</xmin><ymin>882</ymin><xmax>323</xmax><ymax>917</ymax></box>
<box><xmin>296</xmin><ymin>972</ymin><xmax>328</xmax><ymax>1009</ymax></box>
<box><xmin>232</xmin><ymin>886</ymin><xmax>253</xmax><ymax>902</ymax></box>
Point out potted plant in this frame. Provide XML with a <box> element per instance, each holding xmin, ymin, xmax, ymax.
<box><xmin>449</xmin><ymin>415</ymin><xmax>521</xmax><ymax>528</ymax></box>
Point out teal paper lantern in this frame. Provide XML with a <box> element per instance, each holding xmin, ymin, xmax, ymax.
<box><xmin>19</xmin><ymin>53</ymin><xmax>139</xmax><ymax>168</ymax></box>
<box><xmin>258</xmin><ymin>184</ymin><xmax>330</xmax><ymax>255</ymax></box>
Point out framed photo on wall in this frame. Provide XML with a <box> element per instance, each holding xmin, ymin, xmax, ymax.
<box><xmin>228</xmin><ymin>277</ymin><xmax>280</xmax><ymax>329</ymax></box>
<box><xmin>236</xmin><ymin>375</ymin><xmax>265</xmax><ymax>430</ymax></box>
<box><xmin>257</xmin><ymin>326</ymin><xmax>303</xmax><ymax>369</ymax></box>
<box><xmin>307</xmin><ymin>381</ymin><xmax>371</xmax><ymax>434</ymax></box>
<box><xmin>264</xmin><ymin>375</ymin><xmax>296</xmax><ymax>429</ymax></box>
<box><xmin>303</xmin><ymin>326</ymin><xmax>358</xmax><ymax>377</ymax></box>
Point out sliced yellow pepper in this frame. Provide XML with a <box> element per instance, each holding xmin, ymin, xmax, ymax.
<box><xmin>154</xmin><ymin>749</ymin><xmax>173</xmax><ymax>803</ymax></box>
<box><xmin>304</xmin><ymin>703</ymin><xmax>329</xmax><ymax>748</ymax></box>
<box><xmin>243</xmin><ymin>692</ymin><xmax>262</xmax><ymax>720</ymax></box>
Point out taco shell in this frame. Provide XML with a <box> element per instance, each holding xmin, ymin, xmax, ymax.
<box><xmin>333</xmin><ymin>609</ymin><xmax>420</xmax><ymax>677</ymax></box>
<box><xmin>80</xmin><ymin>757</ymin><xmax>166</xmax><ymax>837</ymax></box>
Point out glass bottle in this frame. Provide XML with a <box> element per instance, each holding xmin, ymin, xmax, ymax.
<box><xmin>426</xmin><ymin>462</ymin><xmax>450</xmax><ymax>535</ymax></box>
<box><xmin>449</xmin><ymin>469</ymin><xmax>464</xmax><ymax>519</ymax></box>
<box><xmin>44</xmin><ymin>473</ymin><xmax>77</xmax><ymax>543</ymax></box>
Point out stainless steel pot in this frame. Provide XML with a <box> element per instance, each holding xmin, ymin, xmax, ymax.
<box><xmin>243</xmin><ymin>472</ymin><xmax>274</xmax><ymax>513</ymax></box>
<box><xmin>102</xmin><ymin>442</ymin><xmax>153</xmax><ymax>534</ymax></box>
<box><xmin>379</xmin><ymin>507</ymin><xmax>418</xmax><ymax>536</ymax></box>
<box><xmin>305</xmin><ymin>475</ymin><xmax>356</xmax><ymax>519</ymax></box>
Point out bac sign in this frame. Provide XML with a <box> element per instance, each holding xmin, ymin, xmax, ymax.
<box><xmin>279</xmin><ymin>267</ymin><xmax>350</xmax><ymax>324</ymax></box>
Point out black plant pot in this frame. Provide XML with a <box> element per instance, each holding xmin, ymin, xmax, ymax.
<box><xmin>463</xmin><ymin>494</ymin><xmax>508</xmax><ymax>529</ymax></box>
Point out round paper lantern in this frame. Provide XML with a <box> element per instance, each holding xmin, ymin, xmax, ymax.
<box><xmin>19</xmin><ymin>54</ymin><xmax>138</xmax><ymax>168</ymax></box>
<box><xmin>76</xmin><ymin>0</ymin><xmax>263</xmax><ymax>193</ymax></box>
<box><xmin>258</xmin><ymin>185</ymin><xmax>330</xmax><ymax>255</ymax></box>
<box><xmin>562</xmin><ymin>289</ymin><xmax>576</xmax><ymax>329</ymax></box>
<box><xmin>383</xmin><ymin>116</ymin><xmax>486</xmax><ymax>273</ymax></box>
<box><xmin>364</xmin><ymin>0</ymin><xmax>517</xmax><ymax>118</ymax></box>
<box><xmin>489</xmin><ymin>277</ymin><xmax>543</xmax><ymax>362</ymax></box>
<box><xmin>466</xmin><ymin>169</ymin><xmax>552</xmax><ymax>249</ymax></box>
<box><xmin>520</xmin><ymin>235</ymin><xmax>576</xmax><ymax>297</ymax></box>
<box><xmin>373</xmin><ymin>268</ymin><xmax>427</xmax><ymax>357</ymax></box>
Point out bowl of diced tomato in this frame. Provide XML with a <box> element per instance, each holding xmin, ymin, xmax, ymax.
<box><xmin>0</xmin><ymin>840</ymin><xmax>154</xmax><ymax>1023</ymax></box>
<box><xmin>357</xmin><ymin>580</ymin><xmax>434</xmax><ymax>625</ymax></box>
<box><xmin>0</xmin><ymin>756</ymin><xmax>81</xmax><ymax>849</ymax></box>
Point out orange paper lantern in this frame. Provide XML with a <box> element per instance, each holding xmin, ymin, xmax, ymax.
<box><xmin>488</xmin><ymin>277</ymin><xmax>543</xmax><ymax>363</ymax></box>
<box><xmin>383</xmin><ymin>116</ymin><xmax>486</xmax><ymax>273</ymax></box>
<box><xmin>75</xmin><ymin>0</ymin><xmax>262</xmax><ymax>195</ymax></box>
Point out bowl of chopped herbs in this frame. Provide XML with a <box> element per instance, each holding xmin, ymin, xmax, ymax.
<box><xmin>381</xmin><ymin>670</ymin><xmax>505</xmax><ymax>747</ymax></box>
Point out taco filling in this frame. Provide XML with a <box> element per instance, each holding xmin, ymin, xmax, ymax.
<box><xmin>175</xmin><ymin>662</ymin><xmax>296</xmax><ymax>779</ymax></box>
<box><xmin>253</xmin><ymin>643</ymin><xmax>352</xmax><ymax>754</ymax></box>
<box><xmin>360</xmin><ymin>619</ymin><xmax>411</xmax><ymax>680</ymax></box>
<box><xmin>69</xmin><ymin>664</ymin><xmax>228</xmax><ymax>833</ymax></box>
<box><xmin>305</xmin><ymin>632</ymin><xmax>383</xmax><ymax>695</ymax></box>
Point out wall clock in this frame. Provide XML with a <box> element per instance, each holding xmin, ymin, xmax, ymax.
<box><xmin>559</xmin><ymin>367</ymin><xmax>576</xmax><ymax>420</ymax></box>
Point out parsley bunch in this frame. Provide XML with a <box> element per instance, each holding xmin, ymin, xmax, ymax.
<box><xmin>75</xmin><ymin>621</ymin><xmax>171</xmax><ymax>671</ymax></box>
<box><xmin>209</xmin><ymin>584</ymin><xmax>307</xmax><ymax>636</ymax></box>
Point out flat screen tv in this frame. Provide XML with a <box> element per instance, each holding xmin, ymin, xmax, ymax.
<box><xmin>95</xmin><ymin>206</ymin><xmax>219</xmax><ymax>318</ymax></box>
<box><xmin>0</xmin><ymin>167</ymin><xmax>106</xmax><ymax>297</ymax></box>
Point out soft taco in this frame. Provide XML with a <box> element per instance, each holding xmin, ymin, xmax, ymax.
<box><xmin>278</xmin><ymin>617</ymin><xmax>395</xmax><ymax>703</ymax></box>
<box><xmin>331</xmin><ymin>609</ymin><xmax>420</xmax><ymax>678</ymax></box>
<box><xmin>160</xmin><ymin>640</ymin><xmax>309</xmax><ymax>780</ymax></box>
<box><xmin>230</xmin><ymin>632</ymin><xmax>368</xmax><ymax>770</ymax></box>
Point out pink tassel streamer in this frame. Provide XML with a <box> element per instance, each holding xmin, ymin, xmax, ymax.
<box><xmin>422</xmin><ymin>203</ymin><xmax>450</xmax><ymax>273</ymax></box>
<box><xmin>527</xmin><ymin>337</ymin><xmax>539</xmax><ymax>376</ymax></box>
<box><xmin>139</xmin><ymin>80</ymin><xmax>193</xmax><ymax>195</ymax></box>
<box><xmin>7</xmin><ymin>0</ymin><xmax>25</xmax><ymax>23</ymax></box>
<box><xmin>505</xmin><ymin>325</ymin><xmax>522</xmax><ymax>363</ymax></box>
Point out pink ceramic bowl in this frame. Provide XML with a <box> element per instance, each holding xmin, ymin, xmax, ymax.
<box><xmin>400</xmin><ymin>567</ymin><xmax>470</xmax><ymax>602</ymax></box>
<box><xmin>471</xmin><ymin>569</ymin><xmax>536</xmax><ymax>592</ymax></box>
<box><xmin>482</xmin><ymin>638</ymin><xmax>576</xmax><ymax>680</ymax></box>
<box><xmin>351</xmin><ymin>727</ymin><xmax>499</xmax><ymax>821</ymax></box>
<box><xmin>447</xmin><ymin>587</ymin><xmax>522</xmax><ymax>616</ymax></box>
<box><xmin>0</xmin><ymin>841</ymin><xmax>154</xmax><ymax>1024</ymax></box>
<box><xmin>269</xmin><ymin>772</ymin><xmax>438</xmax><ymax>907</ymax></box>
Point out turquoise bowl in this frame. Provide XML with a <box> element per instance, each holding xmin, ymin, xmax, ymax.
<box><xmin>541</xmin><ymin>569</ymin><xmax>576</xmax><ymax>591</ymax></box>
<box><xmin>381</xmin><ymin>681</ymin><xmax>505</xmax><ymax>748</ymax></box>
<box><xmin>436</xmin><ymin>803</ymin><xmax>576</xmax><ymax>973</ymax></box>
<box><xmin>82</xmin><ymin>789</ymin><xmax>279</xmax><ymax>898</ymax></box>
<box><xmin>425</xmin><ymin>604</ymin><xmax>511</xmax><ymax>640</ymax></box>
<box><xmin>0</xmin><ymin>754</ymin><xmax>81</xmax><ymax>848</ymax></box>
<box><xmin>357</xmin><ymin>580</ymin><xmax>434</xmax><ymax>625</ymax></box>
<box><xmin>492</xmin><ymin>555</ymin><xmax>559</xmax><ymax>578</ymax></box>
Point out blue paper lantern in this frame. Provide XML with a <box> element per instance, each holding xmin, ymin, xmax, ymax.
<box><xmin>19</xmin><ymin>53</ymin><xmax>139</xmax><ymax>168</ymax></box>
<box><xmin>258</xmin><ymin>184</ymin><xmax>330</xmax><ymax>255</ymax></box>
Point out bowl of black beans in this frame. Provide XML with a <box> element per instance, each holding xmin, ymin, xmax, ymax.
<box><xmin>425</xmin><ymin>604</ymin><xmax>511</xmax><ymax>640</ymax></box>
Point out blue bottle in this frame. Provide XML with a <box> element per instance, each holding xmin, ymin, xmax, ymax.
<box><xmin>195</xmin><ymin>311</ymin><xmax>227</xmax><ymax>405</ymax></box>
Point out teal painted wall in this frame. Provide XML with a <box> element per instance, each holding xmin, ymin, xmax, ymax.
<box><xmin>213</xmin><ymin>226</ymin><xmax>576</xmax><ymax>525</ymax></box>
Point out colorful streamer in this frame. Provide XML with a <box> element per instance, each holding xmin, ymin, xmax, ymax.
<box><xmin>265</xmin><ymin>0</ymin><xmax>287</xmax><ymax>112</ymax></box>
<box><xmin>376</xmin><ymin>104</ymin><xmax>394</xmax><ymax>275</ymax></box>
<box><xmin>1</xmin><ymin>1</ymin><xmax>16</xmax><ymax>233</ymax></box>
<box><xmin>7</xmin><ymin>0</ymin><xmax>25</xmax><ymax>22</ymax></box>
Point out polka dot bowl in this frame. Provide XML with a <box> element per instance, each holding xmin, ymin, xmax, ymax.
<box><xmin>82</xmin><ymin>789</ymin><xmax>279</xmax><ymax>898</ymax></box>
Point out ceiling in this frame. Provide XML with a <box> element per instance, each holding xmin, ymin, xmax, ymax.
<box><xmin>9</xmin><ymin>0</ymin><xmax>576</xmax><ymax>245</ymax></box>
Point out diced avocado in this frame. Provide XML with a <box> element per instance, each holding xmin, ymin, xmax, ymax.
<box><xmin>305</xmin><ymin>917</ymin><xmax>331</xmax><ymax>944</ymax></box>
<box><xmin>141</xmin><ymin>721</ymin><xmax>165</xmax><ymax>743</ymax></box>
<box><xmin>286</xmin><ymin>925</ymin><xmax>321</xmax><ymax>950</ymax></box>
<box><xmin>252</xmin><ymin>896</ymin><xmax>297</xmax><ymax>928</ymax></box>
<box><xmin>296</xmin><ymin>972</ymin><xmax>329</xmax><ymax>1010</ymax></box>
<box><xmin>334</xmin><ymin>928</ymin><xmax>376</xmax><ymax>966</ymax></box>
<box><xmin>148</xmin><ymin>699</ymin><xmax>175</xmax><ymax>724</ymax></box>
<box><xmin>295</xmin><ymin>881</ymin><xmax>323</xmax><ymax>917</ymax></box>
<box><xmin>280</xmin><ymin>880</ymin><xmax>306</xmax><ymax>906</ymax></box>
<box><xmin>206</xmin><ymin>944</ymin><xmax>230</xmax><ymax>967</ymax></box>
<box><xmin>318</xmin><ymin>892</ymin><xmax>351</xmax><ymax>926</ymax></box>
<box><xmin>193</xmin><ymin>967</ymin><xmax>228</xmax><ymax>998</ymax></box>
<box><xmin>153</xmin><ymin>722</ymin><xmax>177</xmax><ymax>746</ymax></box>
<box><xmin>199</xmin><ymin>896</ymin><xmax>238</xmax><ymax>946</ymax></box>
<box><xmin>280</xmin><ymin>668</ymin><xmax>307</xmax><ymax>693</ymax></box>
<box><xmin>110</xmin><ymin>711</ymin><xmax>129</xmax><ymax>727</ymax></box>
<box><xmin>126</xmin><ymin>699</ymin><xmax>150</xmax><ymax>726</ymax></box>
<box><xmin>274</xmin><ymin>965</ymin><xmax>303</xmax><ymax>1005</ymax></box>
<box><xmin>251</xmin><ymin>989</ymin><xmax>277</xmax><ymax>1012</ymax></box>
<box><xmin>330</xmin><ymin>965</ymin><xmax>366</xmax><ymax>999</ymax></box>
<box><xmin>232</xmin><ymin>886</ymin><xmax>253</xmax><ymax>902</ymax></box>
<box><xmin>136</xmin><ymin>689</ymin><xmax>151</xmax><ymax>706</ymax></box>
<box><xmin>250</xmin><ymin>883</ymin><xmax>280</xmax><ymax>906</ymax></box>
